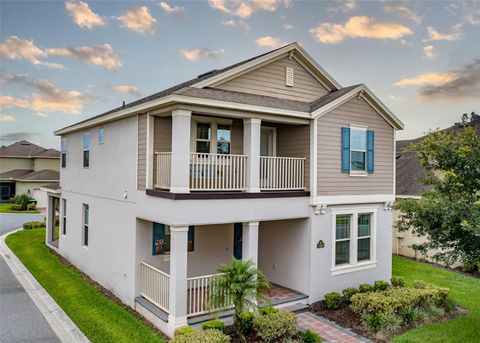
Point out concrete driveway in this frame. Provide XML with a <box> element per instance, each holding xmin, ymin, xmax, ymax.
<box><xmin>0</xmin><ymin>213</ymin><xmax>61</xmax><ymax>342</ymax></box>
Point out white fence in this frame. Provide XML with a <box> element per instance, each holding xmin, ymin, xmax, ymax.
<box><xmin>187</xmin><ymin>273</ymin><xmax>232</xmax><ymax>317</ymax></box>
<box><xmin>155</xmin><ymin>152</ymin><xmax>172</xmax><ymax>189</ymax></box>
<box><xmin>190</xmin><ymin>153</ymin><xmax>247</xmax><ymax>191</ymax></box>
<box><xmin>260</xmin><ymin>156</ymin><xmax>306</xmax><ymax>190</ymax></box>
<box><xmin>140</xmin><ymin>262</ymin><xmax>170</xmax><ymax>313</ymax></box>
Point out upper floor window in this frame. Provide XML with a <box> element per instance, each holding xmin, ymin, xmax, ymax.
<box><xmin>350</xmin><ymin>127</ymin><xmax>367</xmax><ymax>172</ymax></box>
<box><xmin>82</xmin><ymin>203</ymin><xmax>89</xmax><ymax>246</ymax></box>
<box><xmin>196</xmin><ymin>123</ymin><xmax>211</xmax><ymax>153</ymax></box>
<box><xmin>98</xmin><ymin>128</ymin><xmax>105</xmax><ymax>144</ymax></box>
<box><xmin>341</xmin><ymin>127</ymin><xmax>375</xmax><ymax>174</ymax></box>
<box><xmin>217</xmin><ymin>125</ymin><xmax>231</xmax><ymax>154</ymax></box>
<box><xmin>61</xmin><ymin>137</ymin><xmax>67</xmax><ymax>168</ymax></box>
<box><xmin>83</xmin><ymin>132</ymin><xmax>90</xmax><ymax>168</ymax></box>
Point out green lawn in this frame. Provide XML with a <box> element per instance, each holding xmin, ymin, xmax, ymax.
<box><xmin>392</xmin><ymin>255</ymin><xmax>480</xmax><ymax>343</ymax></box>
<box><xmin>0</xmin><ymin>203</ymin><xmax>40</xmax><ymax>213</ymax></box>
<box><xmin>6</xmin><ymin>228</ymin><xmax>166</xmax><ymax>343</ymax></box>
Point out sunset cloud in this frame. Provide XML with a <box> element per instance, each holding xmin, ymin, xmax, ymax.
<box><xmin>65</xmin><ymin>1</ymin><xmax>105</xmax><ymax>30</ymax></box>
<box><xmin>255</xmin><ymin>36</ymin><xmax>287</xmax><ymax>49</ymax></box>
<box><xmin>310</xmin><ymin>16</ymin><xmax>412</xmax><ymax>44</ymax></box>
<box><xmin>0</xmin><ymin>114</ymin><xmax>15</xmax><ymax>122</ymax></box>
<box><xmin>109</xmin><ymin>85</ymin><xmax>141</xmax><ymax>96</ymax></box>
<box><xmin>423</xmin><ymin>45</ymin><xmax>436</xmax><ymax>59</ymax></box>
<box><xmin>328</xmin><ymin>0</ymin><xmax>357</xmax><ymax>14</ymax></box>
<box><xmin>222</xmin><ymin>19</ymin><xmax>250</xmax><ymax>32</ymax></box>
<box><xmin>0</xmin><ymin>95</ymin><xmax>30</xmax><ymax>108</ymax></box>
<box><xmin>384</xmin><ymin>5</ymin><xmax>421</xmax><ymax>25</ymax></box>
<box><xmin>178</xmin><ymin>48</ymin><xmax>225</xmax><ymax>61</ymax></box>
<box><xmin>158</xmin><ymin>2</ymin><xmax>185</xmax><ymax>18</ymax></box>
<box><xmin>117</xmin><ymin>6</ymin><xmax>157</xmax><ymax>35</ymax></box>
<box><xmin>208</xmin><ymin>0</ymin><xmax>286</xmax><ymax>18</ymax></box>
<box><xmin>394</xmin><ymin>72</ymin><xmax>458</xmax><ymax>87</ymax></box>
<box><xmin>426</xmin><ymin>26</ymin><xmax>461</xmax><ymax>41</ymax></box>
<box><xmin>47</xmin><ymin>44</ymin><xmax>121</xmax><ymax>69</ymax></box>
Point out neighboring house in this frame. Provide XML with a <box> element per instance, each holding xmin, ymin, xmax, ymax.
<box><xmin>44</xmin><ymin>43</ymin><xmax>403</xmax><ymax>336</ymax></box>
<box><xmin>0</xmin><ymin>140</ymin><xmax>60</xmax><ymax>207</ymax></box>
<box><xmin>393</xmin><ymin>116</ymin><xmax>480</xmax><ymax>259</ymax></box>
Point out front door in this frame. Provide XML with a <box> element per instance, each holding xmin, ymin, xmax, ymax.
<box><xmin>233</xmin><ymin>223</ymin><xmax>242</xmax><ymax>260</ymax></box>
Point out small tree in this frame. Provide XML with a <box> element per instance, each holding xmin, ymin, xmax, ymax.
<box><xmin>208</xmin><ymin>258</ymin><xmax>270</xmax><ymax>338</ymax></box>
<box><xmin>395</xmin><ymin>124</ymin><xmax>480</xmax><ymax>266</ymax></box>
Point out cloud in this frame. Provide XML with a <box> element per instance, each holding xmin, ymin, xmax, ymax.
<box><xmin>222</xmin><ymin>19</ymin><xmax>250</xmax><ymax>32</ymax></box>
<box><xmin>109</xmin><ymin>85</ymin><xmax>141</xmax><ymax>96</ymax></box>
<box><xmin>0</xmin><ymin>132</ymin><xmax>44</xmax><ymax>142</ymax></box>
<box><xmin>310</xmin><ymin>16</ymin><xmax>412</xmax><ymax>44</ymax></box>
<box><xmin>2</xmin><ymin>73</ymin><xmax>93</xmax><ymax>114</ymax></box>
<box><xmin>425</xmin><ymin>26</ymin><xmax>461</xmax><ymax>41</ymax></box>
<box><xmin>255</xmin><ymin>36</ymin><xmax>287</xmax><ymax>48</ymax></box>
<box><xmin>383</xmin><ymin>5</ymin><xmax>421</xmax><ymax>25</ymax></box>
<box><xmin>394</xmin><ymin>72</ymin><xmax>458</xmax><ymax>87</ymax></box>
<box><xmin>0</xmin><ymin>114</ymin><xmax>15</xmax><ymax>122</ymax></box>
<box><xmin>0</xmin><ymin>36</ymin><xmax>65</xmax><ymax>69</ymax></box>
<box><xmin>328</xmin><ymin>0</ymin><xmax>357</xmax><ymax>13</ymax></box>
<box><xmin>252</xmin><ymin>0</ymin><xmax>279</xmax><ymax>11</ymax></box>
<box><xmin>423</xmin><ymin>45</ymin><xmax>436</xmax><ymax>59</ymax></box>
<box><xmin>117</xmin><ymin>6</ymin><xmax>157</xmax><ymax>35</ymax></box>
<box><xmin>208</xmin><ymin>0</ymin><xmax>288</xmax><ymax>18</ymax></box>
<box><xmin>388</xmin><ymin>95</ymin><xmax>406</xmax><ymax>102</ymax></box>
<box><xmin>178</xmin><ymin>48</ymin><xmax>225</xmax><ymax>61</ymax></box>
<box><xmin>65</xmin><ymin>1</ymin><xmax>105</xmax><ymax>29</ymax></box>
<box><xmin>158</xmin><ymin>2</ymin><xmax>185</xmax><ymax>18</ymax></box>
<box><xmin>283</xmin><ymin>23</ymin><xmax>294</xmax><ymax>30</ymax></box>
<box><xmin>36</xmin><ymin>112</ymin><xmax>48</xmax><ymax>118</ymax></box>
<box><xmin>47</xmin><ymin>44</ymin><xmax>121</xmax><ymax>69</ymax></box>
<box><xmin>0</xmin><ymin>95</ymin><xmax>30</xmax><ymax>108</ymax></box>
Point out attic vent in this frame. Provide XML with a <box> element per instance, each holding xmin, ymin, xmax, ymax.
<box><xmin>285</xmin><ymin>67</ymin><xmax>294</xmax><ymax>87</ymax></box>
<box><xmin>197</xmin><ymin>69</ymin><xmax>218</xmax><ymax>78</ymax></box>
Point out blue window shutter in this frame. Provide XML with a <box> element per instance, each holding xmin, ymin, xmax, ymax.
<box><xmin>152</xmin><ymin>223</ymin><xmax>165</xmax><ymax>255</ymax></box>
<box><xmin>188</xmin><ymin>226</ymin><xmax>195</xmax><ymax>251</ymax></box>
<box><xmin>367</xmin><ymin>130</ymin><xmax>375</xmax><ymax>173</ymax></box>
<box><xmin>341</xmin><ymin>127</ymin><xmax>350</xmax><ymax>173</ymax></box>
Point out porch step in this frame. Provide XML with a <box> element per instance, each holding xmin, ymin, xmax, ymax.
<box><xmin>282</xmin><ymin>302</ymin><xmax>309</xmax><ymax>313</ymax></box>
<box><xmin>135</xmin><ymin>296</ymin><xmax>168</xmax><ymax>322</ymax></box>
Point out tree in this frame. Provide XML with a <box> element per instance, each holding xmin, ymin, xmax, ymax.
<box><xmin>208</xmin><ymin>258</ymin><xmax>270</xmax><ymax>338</ymax></box>
<box><xmin>395</xmin><ymin>126</ymin><xmax>480</xmax><ymax>266</ymax></box>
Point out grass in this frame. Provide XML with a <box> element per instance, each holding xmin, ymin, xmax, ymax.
<box><xmin>5</xmin><ymin>228</ymin><xmax>166</xmax><ymax>343</ymax></box>
<box><xmin>0</xmin><ymin>203</ymin><xmax>40</xmax><ymax>213</ymax></box>
<box><xmin>392</xmin><ymin>255</ymin><xmax>480</xmax><ymax>343</ymax></box>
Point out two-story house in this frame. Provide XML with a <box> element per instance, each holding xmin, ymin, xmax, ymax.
<box><xmin>45</xmin><ymin>43</ymin><xmax>403</xmax><ymax>336</ymax></box>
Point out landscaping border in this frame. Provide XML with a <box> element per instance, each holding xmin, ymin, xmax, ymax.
<box><xmin>0</xmin><ymin>229</ymin><xmax>89</xmax><ymax>343</ymax></box>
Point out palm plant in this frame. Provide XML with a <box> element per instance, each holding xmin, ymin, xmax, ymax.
<box><xmin>208</xmin><ymin>258</ymin><xmax>270</xmax><ymax>336</ymax></box>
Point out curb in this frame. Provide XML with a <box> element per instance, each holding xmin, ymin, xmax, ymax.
<box><xmin>0</xmin><ymin>229</ymin><xmax>90</xmax><ymax>343</ymax></box>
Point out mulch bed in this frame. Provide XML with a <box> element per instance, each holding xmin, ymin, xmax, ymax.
<box><xmin>310</xmin><ymin>300</ymin><xmax>466</xmax><ymax>343</ymax></box>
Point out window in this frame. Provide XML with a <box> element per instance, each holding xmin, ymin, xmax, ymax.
<box><xmin>350</xmin><ymin>128</ymin><xmax>367</xmax><ymax>172</ymax></box>
<box><xmin>332</xmin><ymin>210</ymin><xmax>376</xmax><ymax>273</ymax></box>
<box><xmin>83</xmin><ymin>132</ymin><xmax>90</xmax><ymax>168</ymax></box>
<box><xmin>82</xmin><ymin>204</ymin><xmax>89</xmax><ymax>246</ymax></box>
<box><xmin>216</xmin><ymin>125</ymin><xmax>231</xmax><ymax>154</ymax></box>
<box><xmin>62</xmin><ymin>198</ymin><xmax>67</xmax><ymax>235</ymax></box>
<box><xmin>152</xmin><ymin>223</ymin><xmax>194</xmax><ymax>255</ymax></box>
<box><xmin>196</xmin><ymin>123</ymin><xmax>211</xmax><ymax>153</ymax></box>
<box><xmin>98</xmin><ymin>128</ymin><xmax>105</xmax><ymax>144</ymax></box>
<box><xmin>61</xmin><ymin>137</ymin><xmax>67</xmax><ymax>168</ymax></box>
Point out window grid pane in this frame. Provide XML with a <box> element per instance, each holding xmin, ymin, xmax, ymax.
<box><xmin>351</xmin><ymin>129</ymin><xmax>366</xmax><ymax>150</ymax></box>
<box><xmin>358</xmin><ymin>214</ymin><xmax>371</xmax><ymax>237</ymax></box>
<box><xmin>336</xmin><ymin>215</ymin><xmax>351</xmax><ymax>240</ymax></box>
<box><xmin>358</xmin><ymin>238</ymin><xmax>370</xmax><ymax>261</ymax></box>
<box><xmin>336</xmin><ymin>241</ymin><xmax>350</xmax><ymax>265</ymax></box>
<box><xmin>197</xmin><ymin>123</ymin><xmax>211</xmax><ymax>140</ymax></box>
<box><xmin>351</xmin><ymin>151</ymin><xmax>365</xmax><ymax>171</ymax></box>
<box><xmin>196</xmin><ymin>141</ymin><xmax>210</xmax><ymax>153</ymax></box>
<box><xmin>99</xmin><ymin>128</ymin><xmax>104</xmax><ymax>144</ymax></box>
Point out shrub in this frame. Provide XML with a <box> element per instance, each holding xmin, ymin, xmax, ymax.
<box><xmin>201</xmin><ymin>320</ymin><xmax>225</xmax><ymax>333</ymax></box>
<box><xmin>27</xmin><ymin>204</ymin><xmax>37</xmax><ymax>211</ymax></box>
<box><xmin>361</xmin><ymin>313</ymin><xmax>383</xmax><ymax>333</ymax></box>
<box><xmin>374</xmin><ymin>280</ymin><xmax>390</xmax><ymax>292</ymax></box>
<box><xmin>342</xmin><ymin>287</ymin><xmax>359</xmax><ymax>304</ymax></box>
<box><xmin>238</xmin><ymin>311</ymin><xmax>255</xmax><ymax>335</ymax></box>
<box><xmin>359</xmin><ymin>284</ymin><xmax>374</xmax><ymax>293</ymax></box>
<box><xmin>412</xmin><ymin>280</ymin><xmax>428</xmax><ymax>289</ymax></box>
<box><xmin>301</xmin><ymin>329</ymin><xmax>322</xmax><ymax>343</ymax></box>
<box><xmin>324</xmin><ymin>292</ymin><xmax>341</xmax><ymax>310</ymax></box>
<box><xmin>9</xmin><ymin>194</ymin><xmax>33</xmax><ymax>210</ymax></box>
<box><xmin>423</xmin><ymin>304</ymin><xmax>445</xmax><ymax>319</ymax></box>
<box><xmin>10</xmin><ymin>204</ymin><xmax>23</xmax><ymax>211</ymax></box>
<box><xmin>170</xmin><ymin>329</ymin><xmax>230</xmax><ymax>343</ymax></box>
<box><xmin>259</xmin><ymin>306</ymin><xmax>278</xmax><ymax>316</ymax></box>
<box><xmin>401</xmin><ymin>306</ymin><xmax>427</xmax><ymax>325</ymax></box>
<box><xmin>380</xmin><ymin>313</ymin><xmax>402</xmax><ymax>332</ymax></box>
<box><xmin>175</xmin><ymin>326</ymin><xmax>196</xmax><ymax>336</ymax></box>
<box><xmin>253</xmin><ymin>310</ymin><xmax>297</xmax><ymax>342</ymax></box>
<box><xmin>23</xmin><ymin>221</ymin><xmax>45</xmax><ymax>230</ymax></box>
<box><xmin>390</xmin><ymin>276</ymin><xmax>405</xmax><ymax>288</ymax></box>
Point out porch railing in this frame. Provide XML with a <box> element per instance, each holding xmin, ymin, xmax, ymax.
<box><xmin>140</xmin><ymin>262</ymin><xmax>170</xmax><ymax>313</ymax></box>
<box><xmin>155</xmin><ymin>152</ymin><xmax>171</xmax><ymax>189</ymax></box>
<box><xmin>190</xmin><ymin>153</ymin><xmax>247</xmax><ymax>191</ymax></box>
<box><xmin>260</xmin><ymin>156</ymin><xmax>306</xmax><ymax>190</ymax></box>
<box><xmin>187</xmin><ymin>273</ymin><xmax>232</xmax><ymax>317</ymax></box>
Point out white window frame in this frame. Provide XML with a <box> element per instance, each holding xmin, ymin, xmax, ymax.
<box><xmin>83</xmin><ymin>132</ymin><xmax>90</xmax><ymax>168</ymax></box>
<box><xmin>191</xmin><ymin>116</ymin><xmax>233</xmax><ymax>155</ymax></box>
<box><xmin>349</xmin><ymin>125</ymin><xmax>367</xmax><ymax>176</ymax></box>
<box><xmin>331</xmin><ymin>208</ymin><xmax>377</xmax><ymax>275</ymax></box>
<box><xmin>61</xmin><ymin>198</ymin><xmax>67</xmax><ymax>236</ymax></box>
<box><xmin>82</xmin><ymin>203</ymin><xmax>89</xmax><ymax>247</ymax></box>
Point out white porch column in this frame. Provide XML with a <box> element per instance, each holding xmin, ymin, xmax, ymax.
<box><xmin>170</xmin><ymin>110</ymin><xmax>192</xmax><ymax>193</ymax></box>
<box><xmin>243</xmin><ymin>118</ymin><xmax>261</xmax><ymax>192</ymax></box>
<box><xmin>168</xmin><ymin>226</ymin><xmax>188</xmax><ymax>329</ymax></box>
<box><xmin>242</xmin><ymin>221</ymin><xmax>259</xmax><ymax>265</ymax></box>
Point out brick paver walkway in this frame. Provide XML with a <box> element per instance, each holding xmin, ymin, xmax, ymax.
<box><xmin>297</xmin><ymin>312</ymin><xmax>371</xmax><ymax>343</ymax></box>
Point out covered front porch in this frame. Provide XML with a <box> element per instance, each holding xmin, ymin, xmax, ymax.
<box><xmin>134</xmin><ymin>218</ymin><xmax>310</xmax><ymax>335</ymax></box>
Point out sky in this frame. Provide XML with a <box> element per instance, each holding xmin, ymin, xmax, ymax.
<box><xmin>0</xmin><ymin>0</ymin><xmax>479</xmax><ymax>149</ymax></box>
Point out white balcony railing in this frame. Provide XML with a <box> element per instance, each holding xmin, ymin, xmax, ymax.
<box><xmin>140</xmin><ymin>262</ymin><xmax>170</xmax><ymax>313</ymax></box>
<box><xmin>187</xmin><ymin>273</ymin><xmax>232</xmax><ymax>317</ymax></box>
<box><xmin>260</xmin><ymin>156</ymin><xmax>306</xmax><ymax>190</ymax></box>
<box><xmin>155</xmin><ymin>152</ymin><xmax>172</xmax><ymax>189</ymax></box>
<box><xmin>190</xmin><ymin>153</ymin><xmax>247</xmax><ymax>191</ymax></box>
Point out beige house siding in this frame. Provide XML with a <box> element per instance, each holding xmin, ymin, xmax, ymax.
<box><xmin>317</xmin><ymin>97</ymin><xmax>394</xmax><ymax>195</ymax></box>
<box><xmin>137</xmin><ymin>114</ymin><xmax>147</xmax><ymax>190</ymax></box>
<box><xmin>33</xmin><ymin>158</ymin><xmax>59</xmax><ymax>171</ymax></box>
<box><xmin>153</xmin><ymin>117</ymin><xmax>172</xmax><ymax>187</ymax></box>
<box><xmin>231</xmin><ymin>119</ymin><xmax>243</xmax><ymax>155</ymax></box>
<box><xmin>0</xmin><ymin>158</ymin><xmax>32</xmax><ymax>173</ymax></box>
<box><xmin>213</xmin><ymin>56</ymin><xmax>329</xmax><ymax>102</ymax></box>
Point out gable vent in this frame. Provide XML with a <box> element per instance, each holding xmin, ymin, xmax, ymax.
<box><xmin>285</xmin><ymin>67</ymin><xmax>294</xmax><ymax>87</ymax></box>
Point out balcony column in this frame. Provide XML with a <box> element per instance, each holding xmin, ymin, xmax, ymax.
<box><xmin>168</xmin><ymin>226</ymin><xmax>189</xmax><ymax>330</ymax></box>
<box><xmin>243</xmin><ymin>118</ymin><xmax>261</xmax><ymax>192</ymax></box>
<box><xmin>242</xmin><ymin>221</ymin><xmax>259</xmax><ymax>266</ymax></box>
<box><xmin>170</xmin><ymin>109</ymin><xmax>192</xmax><ymax>193</ymax></box>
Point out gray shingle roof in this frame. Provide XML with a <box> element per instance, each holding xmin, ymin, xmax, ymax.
<box><xmin>0</xmin><ymin>169</ymin><xmax>59</xmax><ymax>181</ymax></box>
<box><xmin>310</xmin><ymin>85</ymin><xmax>361</xmax><ymax>111</ymax></box>
<box><xmin>0</xmin><ymin>141</ymin><xmax>59</xmax><ymax>158</ymax></box>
